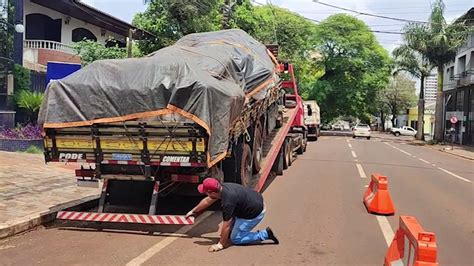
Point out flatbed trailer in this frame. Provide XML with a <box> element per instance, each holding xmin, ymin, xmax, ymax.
<box><xmin>45</xmin><ymin>44</ymin><xmax>308</xmax><ymax>225</ymax></box>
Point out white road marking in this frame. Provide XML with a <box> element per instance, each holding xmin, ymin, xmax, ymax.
<box><xmin>348</xmin><ymin>144</ymin><xmax>352</xmax><ymax>148</ymax></box>
<box><xmin>438</xmin><ymin>167</ymin><xmax>472</xmax><ymax>183</ymax></box>
<box><xmin>384</xmin><ymin>142</ymin><xmax>412</xmax><ymax>156</ymax></box>
<box><xmin>432</xmin><ymin>164</ymin><xmax>437</xmax><ymax>167</ymax></box>
<box><xmin>356</xmin><ymin>164</ymin><xmax>367</xmax><ymax>178</ymax></box>
<box><xmin>376</xmin><ymin>216</ymin><xmax>395</xmax><ymax>247</ymax></box>
<box><xmin>351</xmin><ymin>151</ymin><xmax>357</xmax><ymax>158</ymax></box>
<box><xmin>418</xmin><ymin>158</ymin><xmax>431</xmax><ymax>164</ymax></box>
<box><xmin>364</xmin><ymin>185</ymin><xmax>369</xmax><ymax>188</ymax></box>
<box><xmin>127</xmin><ymin>212</ymin><xmax>214</xmax><ymax>265</ymax></box>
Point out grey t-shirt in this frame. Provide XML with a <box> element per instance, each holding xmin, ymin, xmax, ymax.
<box><xmin>221</xmin><ymin>183</ymin><xmax>264</xmax><ymax>221</ymax></box>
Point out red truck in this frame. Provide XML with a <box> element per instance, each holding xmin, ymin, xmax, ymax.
<box><xmin>39</xmin><ymin>30</ymin><xmax>308</xmax><ymax>225</ymax></box>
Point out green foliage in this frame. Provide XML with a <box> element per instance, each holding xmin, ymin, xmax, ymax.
<box><xmin>308</xmin><ymin>14</ymin><xmax>391</xmax><ymax>123</ymax></box>
<box><xmin>73</xmin><ymin>40</ymin><xmax>142</xmax><ymax>65</ymax></box>
<box><xmin>17</xmin><ymin>90</ymin><xmax>44</xmax><ymax>112</ymax></box>
<box><xmin>400</xmin><ymin>0</ymin><xmax>471</xmax><ymax>140</ymax></box>
<box><xmin>23</xmin><ymin>145</ymin><xmax>43</xmax><ymax>154</ymax></box>
<box><xmin>16</xmin><ymin>90</ymin><xmax>44</xmax><ymax>123</ymax></box>
<box><xmin>133</xmin><ymin>0</ymin><xmax>221</xmax><ymax>54</ymax></box>
<box><xmin>378</xmin><ymin>73</ymin><xmax>417</xmax><ymax>124</ymax></box>
<box><xmin>13</xmin><ymin>64</ymin><xmax>31</xmax><ymax>91</ymax></box>
<box><xmin>252</xmin><ymin>6</ymin><xmax>318</xmax><ymax>61</ymax></box>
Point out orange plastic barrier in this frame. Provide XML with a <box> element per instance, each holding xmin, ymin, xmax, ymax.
<box><xmin>363</xmin><ymin>173</ymin><xmax>395</xmax><ymax>215</ymax></box>
<box><xmin>385</xmin><ymin>216</ymin><xmax>438</xmax><ymax>266</ymax></box>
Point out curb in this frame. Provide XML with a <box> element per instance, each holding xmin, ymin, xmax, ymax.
<box><xmin>438</xmin><ymin>148</ymin><xmax>474</xmax><ymax>161</ymax></box>
<box><xmin>0</xmin><ymin>194</ymin><xmax>100</xmax><ymax>239</ymax></box>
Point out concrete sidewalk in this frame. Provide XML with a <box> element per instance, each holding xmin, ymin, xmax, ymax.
<box><xmin>0</xmin><ymin>151</ymin><xmax>100</xmax><ymax>239</ymax></box>
<box><xmin>372</xmin><ymin>132</ymin><xmax>474</xmax><ymax>160</ymax></box>
<box><xmin>434</xmin><ymin>144</ymin><xmax>474</xmax><ymax>160</ymax></box>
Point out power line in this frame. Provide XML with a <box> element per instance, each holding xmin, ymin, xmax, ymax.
<box><xmin>311</xmin><ymin>1</ymin><xmax>428</xmax><ymax>24</ymax></box>
<box><xmin>253</xmin><ymin>0</ymin><xmax>402</xmax><ymax>34</ymax></box>
<box><xmin>294</xmin><ymin>10</ymin><xmax>467</xmax><ymax>15</ymax></box>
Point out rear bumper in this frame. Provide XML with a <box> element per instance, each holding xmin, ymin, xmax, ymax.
<box><xmin>353</xmin><ymin>132</ymin><xmax>371</xmax><ymax>137</ymax></box>
<box><xmin>57</xmin><ymin>211</ymin><xmax>194</xmax><ymax>225</ymax></box>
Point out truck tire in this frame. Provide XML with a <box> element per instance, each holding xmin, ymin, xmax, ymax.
<box><xmin>272</xmin><ymin>148</ymin><xmax>284</xmax><ymax>175</ymax></box>
<box><xmin>394</xmin><ymin>132</ymin><xmax>401</xmax><ymax>136</ymax></box>
<box><xmin>283</xmin><ymin>139</ymin><xmax>292</xmax><ymax>169</ymax></box>
<box><xmin>297</xmin><ymin>133</ymin><xmax>306</xmax><ymax>154</ymax></box>
<box><xmin>236</xmin><ymin>143</ymin><xmax>253</xmax><ymax>188</ymax></box>
<box><xmin>252</xmin><ymin>121</ymin><xmax>263</xmax><ymax>174</ymax></box>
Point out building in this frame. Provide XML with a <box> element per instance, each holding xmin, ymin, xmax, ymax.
<box><xmin>442</xmin><ymin>8</ymin><xmax>474</xmax><ymax>145</ymax></box>
<box><xmin>424</xmin><ymin>73</ymin><xmax>437</xmax><ymax>103</ymax></box>
<box><xmin>0</xmin><ymin>0</ymin><xmax>152</xmax><ymax>128</ymax></box>
<box><xmin>397</xmin><ymin>102</ymin><xmax>436</xmax><ymax>139</ymax></box>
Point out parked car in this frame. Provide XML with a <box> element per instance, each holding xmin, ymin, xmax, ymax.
<box><xmin>352</xmin><ymin>124</ymin><xmax>371</xmax><ymax>139</ymax></box>
<box><xmin>391</xmin><ymin>126</ymin><xmax>417</xmax><ymax>136</ymax></box>
<box><xmin>333</xmin><ymin>124</ymin><xmax>343</xmax><ymax>131</ymax></box>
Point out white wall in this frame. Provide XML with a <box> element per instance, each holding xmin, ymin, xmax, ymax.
<box><xmin>23</xmin><ymin>0</ymin><xmax>126</xmax><ymax>45</ymax></box>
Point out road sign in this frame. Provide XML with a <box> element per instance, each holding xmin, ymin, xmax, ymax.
<box><xmin>450</xmin><ymin>116</ymin><xmax>458</xmax><ymax>124</ymax></box>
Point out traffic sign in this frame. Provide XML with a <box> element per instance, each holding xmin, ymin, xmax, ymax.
<box><xmin>450</xmin><ymin>116</ymin><xmax>458</xmax><ymax>124</ymax></box>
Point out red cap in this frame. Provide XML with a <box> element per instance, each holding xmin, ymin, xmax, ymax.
<box><xmin>198</xmin><ymin>178</ymin><xmax>221</xmax><ymax>194</ymax></box>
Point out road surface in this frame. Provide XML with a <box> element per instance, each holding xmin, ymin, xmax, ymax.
<box><xmin>1</xmin><ymin>136</ymin><xmax>472</xmax><ymax>265</ymax></box>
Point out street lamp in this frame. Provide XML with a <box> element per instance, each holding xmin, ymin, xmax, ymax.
<box><xmin>0</xmin><ymin>20</ymin><xmax>24</xmax><ymax>33</ymax></box>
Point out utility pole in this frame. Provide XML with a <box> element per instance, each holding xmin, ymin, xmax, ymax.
<box><xmin>13</xmin><ymin>0</ymin><xmax>23</xmax><ymax>65</ymax></box>
<box><xmin>127</xmin><ymin>29</ymin><xmax>135</xmax><ymax>58</ymax></box>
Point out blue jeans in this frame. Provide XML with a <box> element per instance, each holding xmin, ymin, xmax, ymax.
<box><xmin>230</xmin><ymin>209</ymin><xmax>268</xmax><ymax>245</ymax></box>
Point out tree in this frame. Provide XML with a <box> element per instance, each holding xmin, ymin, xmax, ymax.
<box><xmin>73</xmin><ymin>40</ymin><xmax>142</xmax><ymax>65</ymax></box>
<box><xmin>401</xmin><ymin>0</ymin><xmax>470</xmax><ymax>141</ymax></box>
<box><xmin>380</xmin><ymin>74</ymin><xmax>417</xmax><ymax>127</ymax></box>
<box><xmin>133</xmin><ymin>2</ymin><xmax>322</xmax><ymax>99</ymax></box>
<box><xmin>308</xmin><ymin>14</ymin><xmax>391</xmax><ymax>123</ymax></box>
<box><xmin>133</xmin><ymin>0</ymin><xmax>221</xmax><ymax>54</ymax></box>
<box><xmin>393</xmin><ymin>46</ymin><xmax>434</xmax><ymax>140</ymax></box>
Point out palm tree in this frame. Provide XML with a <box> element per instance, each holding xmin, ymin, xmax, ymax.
<box><xmin>401</xmin><ymin>0</ymin><xmax>470</xmax><ymax>141</ymax></box>
<box><xmin>393</xmin><ymin>46</ymin><xmax>434</xmax><ymax>140</ymax></box>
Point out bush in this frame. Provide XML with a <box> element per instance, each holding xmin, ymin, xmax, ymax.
<box><xmin>13</xmin><ymin>64</ymin><xmax>31</xmax><ymax>92</ymax></box>
<box><xmin>23</xmin><ymin>145</ymin><xmax>43</xmax><ymax>154</ymax></box>
<box><xmin>16</xmin><ymin>90</ymin><xmax>44</xmax><ymax>123</ymax></box>
<box><xmin>0</xmin><ymin>124</ymin><xmax>42</xmax><ymax>139</ymax></box>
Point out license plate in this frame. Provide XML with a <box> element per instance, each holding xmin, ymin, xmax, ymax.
<box><xmin>112</xmin><ymin>153</ymin><xmax>133</xmax><ymax>160</ymax></box>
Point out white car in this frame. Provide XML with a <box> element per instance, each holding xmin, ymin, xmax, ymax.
<box><xmin>391</xmin><ymin>126</ymin><xmax>417</xmax><ymax>136</ymax></box>
<box><xmin>352</xmin><ymin>124</ymin><xmax>371</xmax><ymax>139</ymax></box>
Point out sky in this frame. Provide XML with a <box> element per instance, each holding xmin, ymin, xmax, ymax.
<box><xmin>81</xmin><ymin>0</ymin><xmax>473</xmax><ymax>53</ymax></box>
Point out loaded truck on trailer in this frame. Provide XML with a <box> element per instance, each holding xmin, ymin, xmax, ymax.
<box><xmin>39</xmin><ymin>29</ymin><xmax>308</xmax><ymax>225</ymax></box>
<box><xmin>303</xmin><ymin>100</ymin><xmax>320</xmax><ymax>141</ymax></box>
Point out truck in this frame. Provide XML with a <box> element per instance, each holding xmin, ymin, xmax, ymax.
<box><xmin>303</xmin><ymin>100</ymin><xmax>320</xmax><ymax>141</ymax></box>
<box><xmin>40</xmin><ymin>30</ymin><xmax>308</xmax><ymax>225</ymax></box>
<box><xmin>390</xmin><ymin>126</ymin><xmax>417</xmax><ymax>137</ymax></box>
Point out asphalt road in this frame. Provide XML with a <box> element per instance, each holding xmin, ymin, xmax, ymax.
<box><xmin>0</xmin><ymin>136</ymin><xmax>472</xmax><ymax>265</ymax></box>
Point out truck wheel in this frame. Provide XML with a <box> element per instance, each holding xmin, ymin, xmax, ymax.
<box><xmin>272</xmin><ymin>148</ymin><xmax>284</xmax><ymax>175</ymax></box>
<box><xmin>395</xmin><ymin>132</ymin><xmax>401</xmax><ymax>136</ymax></box>
<box><xmin>237</xmin><ymin>143</ymin><xmax>253</xmax><ymax>188</ymax></box>
<box><xmin>252</xmin><ymin>121</ymin><xmax>263</xmax><ymax>174</ymax></box>
<box><xmin>297</xmin><ymin>134</ymin><xmax>306</xmax><ymax>154</ymax></box>
<box><xmin>283</xmin><ymin>139</ymin><xmax>292</xmax><ymax>169</ymax></box>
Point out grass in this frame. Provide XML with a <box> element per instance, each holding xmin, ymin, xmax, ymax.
<box><xmin>23</xmin><ymin>145</ymin><xmax>43</xmax><ymax>154</ymax></box>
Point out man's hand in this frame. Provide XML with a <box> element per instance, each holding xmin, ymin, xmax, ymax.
<box><xmin>185</xmin><ymin>210</ymin><xmax>195</xmax><ymax>219</ymax></box>
<box><xmin>208</xmin><ymin>243</ymin><xmax>224</xmax><ymax>252</ymax></box>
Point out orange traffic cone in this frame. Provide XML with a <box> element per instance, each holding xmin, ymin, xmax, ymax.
<box><xmin>385</xmin><ymin>216</ymin><xmax>438</xmax><ymax>265</ymax></box>
<box><xmin>363</xmin><ymin>173</ymin><xmax>395</xmax><ymax>215</ymax></box>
